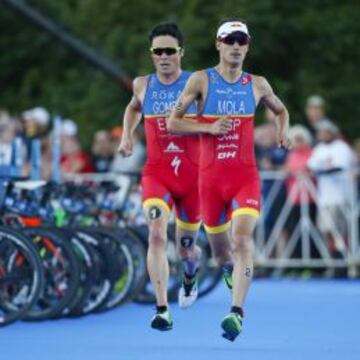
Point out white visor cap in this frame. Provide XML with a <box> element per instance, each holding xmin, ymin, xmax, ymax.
<box><xmin>217</xmin><ymin>21</ymin><xmax>250</xmax><ymax>39</ymax></box>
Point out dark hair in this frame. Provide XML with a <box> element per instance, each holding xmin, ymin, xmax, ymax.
<box><xmin>218</xmin><ymin>17</ymin><xmax>248</xmax><ymax>27</ymax></box>
<box><xmin>148</xmin><ymin>22</ymin><xmax>184</xmax><ymax>47</ymax></box>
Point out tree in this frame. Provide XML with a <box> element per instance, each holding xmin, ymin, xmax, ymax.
<box><xmin>1</xmin><ymin>0</ymin><xmax>359</xmax><ymax>146</ymax></box>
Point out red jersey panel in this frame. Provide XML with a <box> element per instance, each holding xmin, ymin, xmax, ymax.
<box><xmin>197</xmin><ymin>69</ymin><xmax>261</xmax><ymax>231</ymax></box>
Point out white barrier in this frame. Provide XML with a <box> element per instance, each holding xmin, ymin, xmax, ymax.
<box><xmin>256</xmin><ymin>170</ymin><xmax>359</xmax><ymax>276</ymax></box>
<box><xmin>64</xmin><ymin>170</ymin><xmax>360</xmax><ymax>275</ymax></box>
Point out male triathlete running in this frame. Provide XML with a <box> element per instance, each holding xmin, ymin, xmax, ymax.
<box><xmin>169</xmin><ymin>18</ymin><xmax>291</xmax><ymax>341</ymax></box>
<box><xmin>118</xmin><ymin>22</ymin><xmax>208</xmax><ymax>331</ymax></box>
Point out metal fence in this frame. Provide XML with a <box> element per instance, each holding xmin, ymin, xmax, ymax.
<box><xmin>65</xmin><ymin>169</ymin><xmax>360</xmax><ymax>276</ymax></box>
<box><xmin>255</xmin><ymin>170</ymin><xmax>359</xmax><ymax>276</ymax></box>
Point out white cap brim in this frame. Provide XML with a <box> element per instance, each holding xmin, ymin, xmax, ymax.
<box><xmin>217</xmin><ymin>21</ymin><xmax>250</xmax><ymax>39</ymax></box>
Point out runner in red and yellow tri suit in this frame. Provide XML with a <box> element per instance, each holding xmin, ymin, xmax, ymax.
<box><xmin>169</xmin><ymin>18</ymin><xmax>291</xmax><ymax>341</ymax></box>
<box><xmin>197</xmin><ymin>68</ymin><xmax>261</xmax><ymax>234</ymax></box>
<box><xmin>141</xmin><ymin>70</ymin><xmax>200</xmax><ymax>231</ymax></box>
<box><xmin>118</xmin><ymin>23</ymin><xmax>203</xmax><ymax>331</ymax></box>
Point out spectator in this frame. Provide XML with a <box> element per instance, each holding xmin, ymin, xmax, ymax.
<box><xmin>40</xmin><ymin>136</ymin><xmax>53</xmax><ymax>180</ymax></box>
<box><xmin>22</xmin><ymin>106</ymin><xmax>50</xmax><ymax>139</ymax></box>
<box><xmin>283</xmin><ymin>125</ymin><xmax>316</xmax><ymax>258</ymax></box>
<box><xmin>307</xmin><ymin>119</ymin><xmax>357</xmax><ymax>259</ymax></box>
<box><xmin>353</xmin><ymin>138</ymin><xmax>360</xmax><ymax>239</ymax></box>
<box><xmin>255</xmin><ymin>108</ymin><xmax>288</xmax><ymax>242</ymax></box>
<box><xmin>91</xmin><ymin>130</ymin><xmax>114</xmax><ymax>173</ymax></box>
<box><xmin>0</xmin><ymin>110</ymin><xmax>16</xmax><ymax>169</ymax></box>
<box><xmin>61</xmin><ymin>119</ymin><xmax>78</xmax><ymax>138</ymax></box>
<box><xmin>20</xmin><ymin>107</ymin><xmax>51</xmax><ymax>176</ymax></box>
<box><xmin>60</xmin><ymin>119</ymin><xmax>94</xmax><ymax>174</ymax></box>
<box><xmin>111</xmin><ymin>126</ymin><xmax>123</xmax><ymax>144</ymax></box>
<box><xmin>255</xmin><ymin>108</ymin><xmax>288</xmax><ymax>170</ymax></box>
<box><xmin>304</xmin><ymin>95</ymin><xmax>326</xmax><ymax>137</ymax></box>
<box><xmin>285</xmin><ymin>125</ymin><xmax>314</xmax><ymax>205</ymax></box>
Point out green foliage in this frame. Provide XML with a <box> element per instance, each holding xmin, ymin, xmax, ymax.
<box><xmin>1</xmin><ymin>0</ymin><xmax>359</xmax><ymax>146</ymax></box>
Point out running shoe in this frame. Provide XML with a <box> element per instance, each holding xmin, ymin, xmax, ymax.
<box><xmin>151</xmin><ymin>309</ymin><xmax>173</xmax><ymax>331</ymax></box>
<box><xmin>178</xmin><ymin>276</ymin><xmax>198</xmax><ymax>309</ymax></box>
<box><xmin>221</xmin><ymin>312</ymin><xmax>242</xmax><ymax>341</ymax></box>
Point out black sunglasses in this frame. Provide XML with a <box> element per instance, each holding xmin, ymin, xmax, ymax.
<box><xmin>220</xmin><ymin>32</ymin><xmax>250</xmax><ymax>46</ymax></box>
<box><xmin>150</xmin><ymin>47</ymin><xmax>181</xmax><ymax>56</ymax></box>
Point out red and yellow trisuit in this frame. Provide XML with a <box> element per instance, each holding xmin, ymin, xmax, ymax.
<box><xmin>141</xmin><ymin>71</ymin><xmax>201</xmax><ymax>231</ymax></box>
<box><xmin>197</xmin><ymin>68</ymin><xmax>261</xmax><ymax>234</ymax></box>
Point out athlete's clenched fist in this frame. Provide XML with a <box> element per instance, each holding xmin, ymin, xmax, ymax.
<box><xmin>117</xmin><ymin>135</ymin><xmax>133</xmax><ymax>157</ymax></box>
<box><xmin>208</xmin><ymin>116</ymin><xmax>233</xmax><ymax>135</ymax></box>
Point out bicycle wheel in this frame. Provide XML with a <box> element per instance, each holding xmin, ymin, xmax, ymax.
<box><xmin>95</xmin><ymin>227</ymin><xmax>146</xmax><ymax>311</ymax></box>
<box><xmin>55</xmin><ymin>228</ymin><xmax>98</xmax><ymax>318</ymax></box>
<box><xmin>69</xmin><ymin>228</ymin><xmax>118</xmax><ymax>315</ymax></box>
<box><xmin>22</xmin><ymin>227</ymin><xmax>80</xmax><ymax>320</ymax></box>
<box><xmin>0</xmin><ymin>226</ymin><xmax>44</xmax><ymax>327</ymax></box>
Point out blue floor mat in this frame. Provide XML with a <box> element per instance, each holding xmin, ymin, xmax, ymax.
<box><xmin>1</xmin><ymin>279</ymin><xmax>359</xmax><ymax>360</ymax></box>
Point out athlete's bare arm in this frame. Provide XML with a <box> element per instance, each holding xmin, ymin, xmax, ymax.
<box><xmin>168</xmin><ymin>71</ymin><xmax>232</xmax><ymax>135</ymax></box>
<box><xmin>117</xmin><ymin>76</ymin><xmax>147</xmax><ymax>157</ymax></box>
<box><xmin>253</xmin><ymin>75</ymin><xmax>291</xmax><ymax>149</ymax></box>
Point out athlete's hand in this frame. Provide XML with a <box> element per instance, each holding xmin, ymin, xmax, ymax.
<box><xmin>208</xmin><ymin>116</ymin><xmax>233</xmax><ymax>135</ymax></box>
<box><xmin>276</xmin><ymin>127</ymin><xmax>292</xmax><ymax>150</ymax></box>
<box><xmin>117</xmin><ymin>135</ymin><xmax>133</xmax><ymax>157</ymax></box>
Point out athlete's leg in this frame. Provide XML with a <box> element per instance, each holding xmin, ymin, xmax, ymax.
<box><xmin>206</xmin><ymin>231</ymin><xmax>234</xmax><ymax>290</ymax></box>
<box><xmin>142</xmin><ymin>174</ymin><xmax>174</xmax><ymax>309</ymax></box>
<box><xmin>230</xmin><ymin>176</ymin><xmax>261</xmax><ymax>308</ymax></box>
<box><xmin>176</xmin><ymin>226</ymin><xmax>201</xmax><ymax>308</ymax></box>
<box><xmin>174</xmin><ymin>187</ymin><xmax>202</xmax><ymax>275</ymax></box>
<box><xmin>176</xmin><ymin>227</ymin><xmax>201</xmax><ymax>278</ymax></box>
<box><xmin>144</xmin><ymin>203</ymin><xmax>170</xmax><ymax>308</ymax></box>
<box><xmin>221</xmin><ymin>173</ymin><xmax>260</xmax><ymax>341</ymax></box>
<box><xmin>144</xmin><ymin>202</ymin><xmax>174</xmax><ymax>331</ymax></box>
<box><xmin>206</xmin><ymin>230</ymin><xmax>233</xmax><ymax>267</ymax></box>
<box><xmin>174</xmin><ymin>188</ymin><xmax>202</xmax><ymax>308</ymax></box>
<box><xmin>230</xmin><ymin>214</ymin><xmax>257</xmax><ymax>308</ymax></box>
<box><xmin>142</xmin><ymin>173</ymin><xmax>174</xmax><ymax>330</ymax></box>
<box><xmin>220</xmin><ymin>214</ymin><xmax>257</xmax><ymax>341</ymax></box>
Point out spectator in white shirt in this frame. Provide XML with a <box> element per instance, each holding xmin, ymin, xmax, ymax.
<box><xmin>307</xmin><ymin>119</ymin><xmax>357</xmax><ymax>258</ymax></box>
